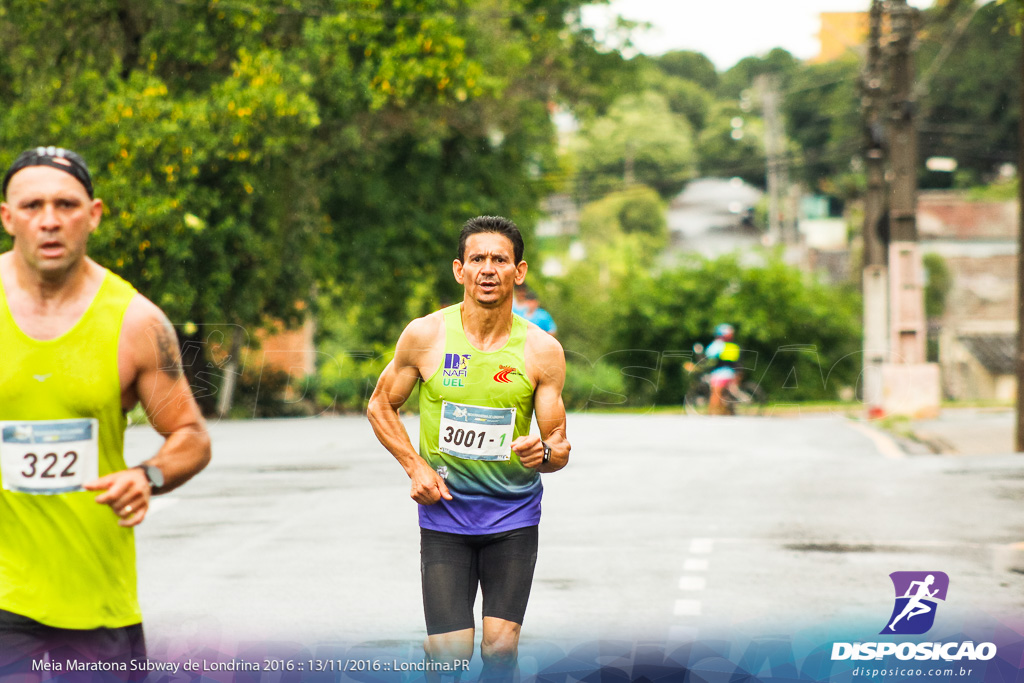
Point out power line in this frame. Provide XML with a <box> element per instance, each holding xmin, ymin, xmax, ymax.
<box><xmin>162</xmin><ymin>0</ymin><xmax>574</xmax><ymax>22</ymax></box>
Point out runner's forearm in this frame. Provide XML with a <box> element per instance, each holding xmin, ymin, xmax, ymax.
<box><xmin>146</xmin><ymin>424</ymin><xmax>211</xmax><ymax>492</ymax></box>
<box><xmin>367</xmin><ymin>398</ymin><xmax>423</xmax><ymax>476</ymax></box>
<box><xmin>539</xmin><ymin>430</ymin><xmax>570</xmax><ymax>473</ymax></box>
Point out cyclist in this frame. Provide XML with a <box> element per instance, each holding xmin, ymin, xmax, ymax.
<box><xmin>704</xmin><ymin>323</ymin><xmax>741</xmax><ymax>415</ymax></box>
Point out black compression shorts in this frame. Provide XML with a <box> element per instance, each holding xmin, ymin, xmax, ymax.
<box><xmin>0</xmin><ymin>608</ymin><xmax>146</xmax><ymax>679</ymax></box>
<box><xmin>420</xmin><ymin>525</ymin><xmax>539</xmax><ymax>636</ymax></box>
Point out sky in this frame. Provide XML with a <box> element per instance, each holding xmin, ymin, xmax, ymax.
<box><xmin>581</xmin><ymin>0</ymin><xmax>936</xmax><ymax>70</ymax></box>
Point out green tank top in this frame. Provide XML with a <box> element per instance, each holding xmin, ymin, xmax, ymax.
<box><xmin>417</xmin><ymin>304</ymin><xmax>541</xmax><ymax>534</ymax></box>
<box><xmin>0</xmin><ymin>268</ymin><xmax>141</xmax><ymax>628</ymax></box>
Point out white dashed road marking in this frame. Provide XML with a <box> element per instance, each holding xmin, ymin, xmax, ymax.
<box><xmin>690</xmin><ymin>538</ymin><xmax>715</xmax><ymax>554</ymax></box>
<box><xmin>678</xmin><ymin>576</ymin><xmax>707</xmax><ymax>591</ymax></box>
<box><xmin>673</xmin><ymin>599</ymin><xmax>702</xmax><ymax>616</ymax></box>
<box><xmin>670</xmin><ymin>538</ymin><xmax>715</xmax><ymax>638</ymax></box>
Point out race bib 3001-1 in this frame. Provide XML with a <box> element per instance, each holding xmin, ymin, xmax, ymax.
<box><xmin>0</xmin><ymin>419</ymin><xmax>99</xmax><ymax>494</ymax></box>
<box><xmin>438</xmin><ymin>400</ymin><xmax>516</xmax><ymax>461</ymax></box>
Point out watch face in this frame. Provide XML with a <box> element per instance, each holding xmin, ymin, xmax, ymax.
<box><xmin>145</xmin><ymin>465</ymin><xmax>165</xmax><ymax>489</ymax></box>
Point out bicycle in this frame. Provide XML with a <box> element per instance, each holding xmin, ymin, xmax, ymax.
<box><xmin>684</xmin><ymin>344</ymin><xmax>767</xmax><ymax>416</ymax></box>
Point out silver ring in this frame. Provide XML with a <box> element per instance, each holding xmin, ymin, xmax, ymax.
<box><xmin>124</xmin><ymin>505</ymin><xmax>133</xmax><ymax>515</ymax></box>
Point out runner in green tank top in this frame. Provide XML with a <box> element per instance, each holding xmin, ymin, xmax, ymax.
<box><xmin>369</xmin><ymin>216</ymin><xmax>570</xmax><ymax>683</ymax></box>
<box><xmin>0</xmin><ymin>148</ymin><xmax>211</xmax><ymax>675</ymax></box>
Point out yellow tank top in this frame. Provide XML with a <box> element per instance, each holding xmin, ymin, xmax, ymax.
<box><xmin>0</xmin><ymin>268</ymin><xmax>141</xmax><ymax>629</ymax></box>
<box><xmin>417</xmin><ymin>304</ymin><xmax>539</xmax><ymax>533</ymax></box>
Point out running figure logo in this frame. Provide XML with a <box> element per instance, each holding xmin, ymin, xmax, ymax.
<box><xmin>493</xmin><ymin>365</ymin><xmax>520</xmax><ymax>383</ymax></box>
<box><xmin>881</xmin><ymin>571</ymin><xmax>949</xmax><ymax>635</ymax></box>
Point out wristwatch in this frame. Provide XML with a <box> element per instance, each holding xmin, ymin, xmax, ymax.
<box><xmin>541</xmin><ymin>441</ymin><xmax>552</xmax><ymax>464</ymax></box>
<box><xmin>135</xmin><ymin>464</ymin><xmax>165</xmax><ymax>493</ymax></box>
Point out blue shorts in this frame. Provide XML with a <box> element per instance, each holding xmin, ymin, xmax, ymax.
<box><xmin>709</xmin><ymin>367</ymin><xmax>735</xmax><ymax>388</ymax></box>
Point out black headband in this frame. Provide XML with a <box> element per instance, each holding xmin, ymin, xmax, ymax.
<box><xmin>2</xmin><ymin>147</ymin><xmax>94</xmax><ymax>199</ymax></box>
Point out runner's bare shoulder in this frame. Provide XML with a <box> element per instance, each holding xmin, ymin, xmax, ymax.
<box><xmin>525</xmin><ymin>322</ymin><xmax>562</xmax><ymax>356</ymax></box>
<box><xmin>396</xmin><ymin>310</ymin><xmax>446</xmax><ymax>364</ymax></box>
<box><xmin>120</xmin><ymin>294</ymin><xmax>181</xmax><ymax>375</ymax></box>
<box><xmin>524</xmin><ymin>323</ymin><xmax>565</xmax><ymax>384</ymax></box>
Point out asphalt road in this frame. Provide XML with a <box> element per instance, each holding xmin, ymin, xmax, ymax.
<box><xmin>124</xmin><ymin>412</ymin><xmax>1024</xmax><ymax>663</ymax></box>
<box><xmin>667</xmin><ymin>178</ymin><xmax>764</xmax><ymax>259</ymax></box>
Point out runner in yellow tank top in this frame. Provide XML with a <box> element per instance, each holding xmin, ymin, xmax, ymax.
<box><xmin>369</xmin><ymin>216</ymin><xmax>571</xmax><ymax>683</ymax></box>
<box><xmin>0</xmin><ymin>147</ymin><xmax>211</xmax><ymax>674</ymax></box>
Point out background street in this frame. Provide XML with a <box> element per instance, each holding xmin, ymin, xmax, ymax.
<box><xmin>125</xmin><ymin>412</ymin><xmax>1024</xmax><ymax>660</ymax></box>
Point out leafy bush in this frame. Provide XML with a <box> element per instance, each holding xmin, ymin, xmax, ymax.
<box><xmin>562</xmin><ymin>358</ymin><xmax>628</xmax><ymax>411</ymax></box>
<box><xmin>315</xmin><ymin>349</ymin><xmax>397</xmax><ymax>413</ymax></box>
<box><xmin>577</xmin><ymin>185</ymin><xmax>668</xmax><ymax>258</ymax></box>
<box><xmin>232</xmin><ymin>369</ymin><xmax>320</xmax><ymax>419</ymax></box>
<box><xmin>608</xmin><ymin>255</ymin><xmax>863</xmax><ymax>406</ymax></box>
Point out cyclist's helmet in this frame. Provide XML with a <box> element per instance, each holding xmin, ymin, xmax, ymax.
<box><xmin>714</xmin><ymin>323</ymin><xmax>734</xmax><ymax>340</ymax></box>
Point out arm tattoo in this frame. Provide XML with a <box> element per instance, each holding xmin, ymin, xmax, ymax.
<box><xmin>155</xmin><ymin>318</ymin><xmax>184</xmax><ymax>380</ymax></box>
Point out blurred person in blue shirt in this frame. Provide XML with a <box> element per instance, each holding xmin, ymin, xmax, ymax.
<box><xmin>519</xmin><ymin>290</ymin><xmax>557</xmax><ymax>336</ymax></box>
<box><xmin>512</xmin><ymin>284</ymin><xmax>528</xmax><ymax>316</ymax></box>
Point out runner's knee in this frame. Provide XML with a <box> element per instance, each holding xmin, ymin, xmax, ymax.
<box><xmin>481</xmin><ymin>644</ymin><xmax>517</xmax><ymax>669</ymax></box>
<box><xmin>480</xmin><ymin>630</ymin><xmax>518</xmax><ymax>665</ymax></box>
<box><xmin>425</xmin><ymin>634</ymin><xmax>474</xmax><ymax>663</ymax></box>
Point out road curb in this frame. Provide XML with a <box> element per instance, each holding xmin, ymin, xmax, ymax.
<box><xmin>993</xmin><ymin>542</ymin><xmax>1024</xmax><ymax>574</ymax></box>
<box><xmin>845</xmin><ymin>420</ymin><xmax>905</xmax><ymax>459</ymax></box>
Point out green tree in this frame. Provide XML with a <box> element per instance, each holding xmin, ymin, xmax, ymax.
<box><xmin>923</xmin><ymin>252</ymin><xmax>953</xmax><ymax>319</ymax></box>
<box><xmin>1</xmin><ymin>0</ymin><xmax>626</xmax><ymax>409</ymax></box>
<box><xmin>654</xmin><ymin>50</ymin><xmax>719</xmax><ymax>91</ymax></box>
<box><xmin>634</xmin><ymin>65</ymin><xmax>715</xmax><ymax>133</ymax></box>
<box><xmin>0</xmin><ymin>1</ymin><xmax>332</xmax><ymax>412</ymax></box>
<box><xmin>570</xmin><ymin>91</ymin><xmax>697</xmax><ymax>201</ymax></box>
<box><xmin>717</xmin><ymin>48</ymin><xmax>799</xmax><ymax>101</ymax></box>
<box><xmin>923</xmin><ymin>251</ymin><xmax>952</xmax><ymax>362</ymax></box>
<box><xmin>577</xmin><ymin>185</ymin><xmax>667</xmax><ymax>255</ymax></box>
<box><xmin>782</xmin><ymin>57</ymin><xmax>861</xmax><ymax>193</ymax></box>
<box><xmin>299</xmin><ymin>0</ymin><xmax>623</xmax><ymax>343</ymax></box>
<box><xmin>542</xmin><ymin>229</ymin><xmax>657</xmax><ymax>410</ymax></box>
<box><xmin>917</xmin><ymin>1</ymin><xmax>1021</xmax><ymax>183</ymax></box>
<box><xmin>2</xmin><ymin>7</ymin><xmax>319</xmax><ymax>415</ymax></box>
<box><xmin>696</xmin><ymin>102</ymin><xmax>766</xmax><ymax>186</ymax></box>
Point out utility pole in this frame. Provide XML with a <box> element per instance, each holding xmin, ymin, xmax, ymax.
<box><xmin>877</xmin><ymin>0</ymin><xmax>940</xmax><ymax>417</ymax></box>
<box><xmin>863</xmin><ymin>0</ymin><xmax>887</xmax><ymax>270</ymax></box>
<box><xmin>862</xmin><ymin>0</ymin><xmax>888</xmax><ymax>417</ymax></box>
<box><xmin>1017</xmin><ymin>22</ymin><xmax>1024</xmax><ymax>452</ymax></box>
<box><xmin>887</xmin><ymin>0</ymin><xmax>926</xmax><ymax>365</ymax></box>
<box><xmin>758</xmin><ymin>74</ymin><xmax>787</xmax><ymax>245</ymax></box>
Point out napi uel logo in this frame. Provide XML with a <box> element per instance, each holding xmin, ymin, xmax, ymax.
<box><xmin>443</xmin><ymin>354</ymin><xmax>472</xmax><ymax>387</ymax></box>
<box><xmin>881</xmin><ymin>571</ymin><xmax>949</xmax><ymax>635</ymax></box>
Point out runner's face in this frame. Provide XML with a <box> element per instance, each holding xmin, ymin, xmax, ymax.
<box><xmin>0</xmin><ymin>165</ymin><xmax>101</xmax><ymax>276</ymax></box>
<box><xmin>454</xmin><ymin>232</ymin><xmax>527</xmax><ymax>306</ymax></box>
